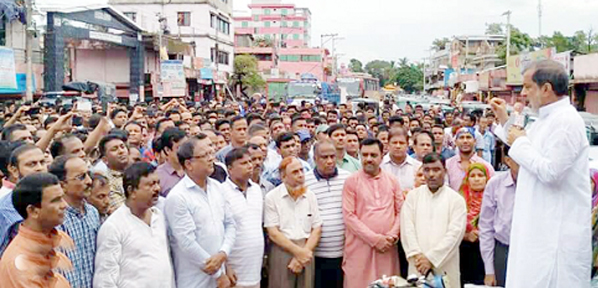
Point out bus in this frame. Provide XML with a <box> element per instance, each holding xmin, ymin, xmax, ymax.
<box><xmin>337</xmin><ymin>73</ymin><xmax>381</xmax><ymax>101</ymax></box>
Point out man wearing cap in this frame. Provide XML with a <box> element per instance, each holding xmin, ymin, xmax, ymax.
<box><xmin>446</xmin><ymin>127</ymin><xmax>495</xmax><ymax>191</ymax></box>
<box><xmin>315</xmin><ymin>125</ymin><xmax>330</xmax><ymax>142</ymax></box>
<box><xmin>297</xmin><ymin>130</ymin><xmax>315</xmax><ymax>168</ymax></box>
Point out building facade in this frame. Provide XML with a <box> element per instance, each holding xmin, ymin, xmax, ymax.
<box><xmin>233</xmin><ymin>0</ymin><xmax>311</xmax><ymax>49</ymax></box>
<box><xmin>109</xmin><ymin>0</ymin><xmax>234</xmax><ymax>76</ymax></box>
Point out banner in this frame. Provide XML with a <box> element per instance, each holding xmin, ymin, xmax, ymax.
<box><xmin>160</xmin><ymin>60</ymin><xmax>186</xmax><ymax>97</ymax></box>
<box><xmin>506</xmin><ymin>48</ymin><xmax>555</xmax><ymax>85</ymax></box>
<box><xmin>552</xmin><ymin>51</ymin><xmax>571</xmax><ymax>74</ymax></box>
<box><xmin>0</xmin><ymin>48</ymin><xmax>17</xmax><ymax>90</ymax></box>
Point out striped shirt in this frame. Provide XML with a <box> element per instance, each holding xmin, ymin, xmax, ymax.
<box><xmin>222</xmin><ymin>179</ymin><xmax>264</xmax><ymax>286</ymax></box>
<box><xmin>305</xmin><ymin>168</ymin><xmax>351</xmax><ymax>258</ymax></box>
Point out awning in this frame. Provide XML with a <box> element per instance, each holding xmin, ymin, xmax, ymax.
<box><xmin>0</xmin><ymin>0</ymin><xmax>25</xmax><ymax>24</ymax></box>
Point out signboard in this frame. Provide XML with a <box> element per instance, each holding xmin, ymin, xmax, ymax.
<box><xmin>552</xmin><ymin>51</ymin><xmax>571</xmax><ymax>74</ymax></box>
<box><xmin>507</xmin><ymin>48</ymin><xmax>555</xmax><ymax>85</ymax></box>
<box><xmin>574</xmin><ymin>53</ymin><xmax>598</xmax><ymax>82</ymax></box>
<box><xmin>161</xmin><ymin>60</ymin><xmax>186</xmax><ymax>97</ymax></box>
<box><xmin>89</xmin><ymin>31</ymin><xmax>122</xmax><ymax>44</ymax></box>
<box><xmin>0</xmin><ymin>48</ymin><xmax>17</xmax><ymax>90</ymax></box>
<box><xmin>0</xmin><ymin>74</ymin><xmax>35</xmax><ymax>94</ymax></box>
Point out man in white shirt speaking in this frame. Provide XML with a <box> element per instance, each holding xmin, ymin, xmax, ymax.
<box><xmin>164</xmin><ymin>134</ymin><xmax>236</xmax><ymax>288</ymax></box>
<box><xmin>222</xmin><ymin>147</ymin><xmax>265</xmax><ymax>288</ymax></box>
<box><xmin>94</xmin><ymin>162</ymin><xmax>174</xmax><ymax>288</ymax></box>
<box><xmin>491</xmin><ymin>59</ymin><xmax>591</xmax><ymax>288</ymax></box>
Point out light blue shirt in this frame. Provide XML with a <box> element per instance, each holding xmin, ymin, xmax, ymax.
<box><xmin>164</xmin><ymin>175</ymin><xmax>236</xmax><ymax>288</ymax></box>
<box><xmin>262</xmin><ymin>157</ymin><xmax>312</xmax><ymax>187</ymax></box>
<box><xmin>481</xmin><ymin>131</ymin><xmax>496</xmax><ymax>164</ymax></box>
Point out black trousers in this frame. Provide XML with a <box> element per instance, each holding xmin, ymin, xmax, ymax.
<box><xmin>397</xmin><ymin>242</ymin><xmax>409</xmax><ymax>278</ymax></box>
<box><xmin>314</xmin><ymin>257</ymin><xmax>343</xmax><ymax>288</ymax></box>
<box><xmin>460</xmin><ymin>240</ymin><xmax>485</xmax><ymax>286</ymax></box>
<box><xmin>494</xmin><ymin>240</ymin><xmax>509</xmax><ymax>287</ymax></box>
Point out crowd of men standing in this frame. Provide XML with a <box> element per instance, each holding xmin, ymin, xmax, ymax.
<box><xmin>0</xmin><ymin>59</ymin><xmax>593</xmax><ymax>288</ymax></box>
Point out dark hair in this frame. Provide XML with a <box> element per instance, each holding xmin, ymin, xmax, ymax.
<box><xmin>346</xmin><ymin>130</ymin><xmax>359</xmax><ymax>139</ymax></box>
<box><xmin>225</xmin><ymin>110</ymin><xmax>237</xmax><ymax>118</ymax></box>
<box><xmin>414</xmin><ymin>130</ymin><xmax>435</xmax><ymax>148</ymax></box>
<box><xmin>155</xmin><ymin>118</ymin><xmax>174</xmax><ymax>133</ymax></box>
<box><xmin>389</xmin><ymin>115</ymin><xmax>404</xmax><ymax>126</ymax></box>
<box><xmin>409</xmin><ymin>118</ymin><xmax>421</xmax><ymax>126</ymax></box>
<box><xmin>422</xmin><ymin>152</ymin><xmax>445</xmax><ymax>167</ymax></box>
<box><xmin>360</xmin><ymin>138</ymin><xmax>384</xmax><ymax>153</ymax></box>
<box><xmin>152</xmin><ymin>136</ymin><xmax>164</xmax><ymax>154</ymax></box>
<box><xmin>123</xmin><ymin>121</ymin><xmax>143</xmax><ymax>131</ymax></box>
<box><xmin>326</xmin><ymin>124</ymin><xmax>346</xmax><ymax>137</ymax></box>
<box><xmin>123</xmin><ymin>162</ymin><xmax>156</xmax><ymax>198</ymax></box>
<box><xmin>44</xmin><ymin>116</ymin><xmax>58</xmax><ymax>130</ymax></box>
<box><xmin>2</xmin><ymin>124</ymin><xmax>27</xmax><ymax>141</ymax></box>
<box><xmin>12</xmin><ymin>173</ymin><xmax>60</xmax><ymax>219</ymax></box>
<box><xmin>98</xmin><ymin>134</ymin><xmax>127</xmax><ymax>157</ymax></box>
<box><xmin>388</xmin><ymin>127</ymin><xmax>409</xmax><ymax>141</ymax></box>
<box><xmin>9</xmin><ymin>143</ymin><xmax>38</xmax><ymax>169</ymax></box>
<box><xmin>291</xmin><ymin>116</ymin><xmax>306</xmax><ymax>126</ymax></box>
<box><xmin>248</xmin><ymin>123</ymin><xmax>267</xmax><ymax>137</ymax></box>
<box><xmin>48</xmin><ymin>155</ymin><xmax>79</xmax><ymax>181</ymax></box>
<box><xmin>275</xmin><ymin>132</ymin><xmax>295</xmax><ymax>149</ymax></box>
<box><xmin>376</xmin><ymin>125</ymin><xmax>389</xmax><ymax>136</ymax></box>
<box><xmin>215</xmin><ymin>119</ymin><xmax>231</xmax><ymax>131</ymax></box>
<box><xmin>91</xmin><ymin>172</ymin><xmax>108</xmax><ymax>187</ymax></box>
<box><xmin>0</xmin><ymin>141</ymin><xmax>13</xmax><ymax>176</ymax></box>
<box><xmin>160</xmin><ymin>127</ymin><xmax>187</xmax><ymax>152</ymax></box>
<box><xmin>177</xmin><ymin>134</ymin><xmax>207</xmax><ymax>167</ymax></box>
<box><xmin>246</xmin><ymin>113</ymin><xmax>264</xmax><ymax>125</ymax></box>
<box><xmin>465</xmin><ymin>113</ymin><xmax>477</xmax><ymax>125</ymax></box>
<box><xmin>524</xmin><ymin>59</ymin><xmax>569</xmax><ymax>95</ymax></box>
<box><xmin>49</xmin><ymin>134</ymin><xmax>79</xmax><ymax>158</ymax></box>
<box><xmin>432</xmin><ymin>124</ymin><xmax>445</xmax><ymax>131</ymax></box>
<box><xmin>230</xmin><ymin>115</ymin><xmax>246</xmax><ymax>128</ymax></box>
<box><xmin>225</xmin><ymin>147</ymin><xmax>250</xmax><ymax>167</ymax></box>
<box><xmin>327</xmin><ymin>110</ymin><xmax>338</xmax><ymax>117</ymax></box>
<box><xmin>110</xmin><ymin>108</ymin><xmax>126</xmax><ymax>120</ymax></box>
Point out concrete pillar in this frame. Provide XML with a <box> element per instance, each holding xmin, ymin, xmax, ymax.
<box><xmin>44</xmin><ymin>12</ymin><xmax>65</xmax><ymax>92</ymax></box>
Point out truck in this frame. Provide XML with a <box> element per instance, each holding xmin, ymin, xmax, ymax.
<box><xmin>286</xmin><ymin>73</ymin><xmax>340</xmax><ymax>105</ymax></box>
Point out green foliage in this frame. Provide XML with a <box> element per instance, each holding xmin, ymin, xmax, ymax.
<box><xmin>393</xmin><ymin>61</ymin><xmax>423</xmax><ymax>93</ymax></box>
<box><xmin>432</xmin><ymin>37</ymin><xmax>450</xmax><ymax>51</ymax></box>
<box><xmin>364</xmin><ymin>60</ymin><xmax>394</xmax><ymax>87</ymax></box>
<box><xmin>233</xmin><ymin>55</ymin><xmax>265</xmax><ymax>92</ymax></box>
<box><xmin>348</xmin><ymin>58</ymin><xmax>364</xmax><ymax>72</ymax></box>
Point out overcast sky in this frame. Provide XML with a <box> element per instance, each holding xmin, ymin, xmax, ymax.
<box><xmin>39</xmin><ymin>0</ymin><xmax>598</xmax><ymax>65</ymax></box>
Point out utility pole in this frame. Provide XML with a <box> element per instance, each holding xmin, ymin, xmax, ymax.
<box><xmin>538</xmin><ymin>0</ymin><xmax>543</xmax><ymax>38</ymax></box>
<box><xmin>25</xmin><ymin>0</ymin><xmax>33</xmax><ymax>101</ymax></box>
<box><xmin>321</xmin><ymin>33</ymin><xmax>338</xmax><ymax>79</ymax></box>
<box><xmin>422</xmin><ymin>57</ymin><xmax>426</xmax><ymax>93</ymax></box>
<box><xmin>502</xmin><ymin>10</ymin><xmax>512</xmax><ymax>60</ymax></box>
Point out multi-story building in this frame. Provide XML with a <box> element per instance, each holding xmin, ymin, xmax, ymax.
<box><xmin>109</xmin><ymin>0</ymin><xmax>234</xmax><ymax>77</ymax></box>
<box><xmin>233</xmin><ymin>0</ymin><xmax>311</xmax><ymax>48</ymax></box>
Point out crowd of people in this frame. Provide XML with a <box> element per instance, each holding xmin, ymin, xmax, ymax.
<box><xmin>0</xmin><ymin>59</ymin><xmax>593</xmax><ymax>288</ymax></box>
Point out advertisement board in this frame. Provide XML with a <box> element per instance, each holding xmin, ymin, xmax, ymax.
<box><xmin>0</xmin><ymin>48</ymin><xmax>17</xmax><ymax>90</ymax></box>
<box><xmin>161</xmin><ymin>60</ymin><xmax>186</xmax><ymax>97</ymax></box>
<box><xmin>506</xmin><ymin>48</ymin><xmax>555</xmax><ymax>85</ymax></box>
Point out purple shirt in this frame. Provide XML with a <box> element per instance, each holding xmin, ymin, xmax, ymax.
<box><xmin>445</xmin><ymin>154</ymin><xmax>495</xmax><ymax>191</ymax></box>
<box><xmin>478</xmin><ymin>170</ymin><xmax>516</xmax><ymax>275</ymax></box>
<box><xmin>156</xmin><ymin>162</ymin><xmax>185</xmax><ymax>197</ymax></box>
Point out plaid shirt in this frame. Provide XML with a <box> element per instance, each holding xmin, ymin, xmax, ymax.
<box><xmin>106</xmin><ymin>169</ymin><xmax>125</xmax><ymax>212</ymax></box>
<box><xmin>58</xmin><ymin>202</ymin><xmax>101</xmax><ymax>288</ymax></box>
<box><xmin>0</xmin><ymin>191</ymin><xmax>22</xmax><ymax>257</ymax></box>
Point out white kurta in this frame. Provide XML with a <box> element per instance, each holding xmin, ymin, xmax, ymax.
<box><xmin>93</xmin><ymin>205</ymin><xmax>175</xmax><ymax>288</ymax></box>
<box><xmin>496</xmin><ymin>97</ymin><xmax>591</xmax><ymax>288</ymax></box>
<box><xmin>400</xmin><ymin>185</ymin><xmax>467</xmax><ymax>288</ymax></box>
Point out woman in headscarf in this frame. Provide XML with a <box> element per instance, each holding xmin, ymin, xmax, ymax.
<box><xmin>459</xmin><ymin>163</ymin><xmax>491</xmax><ymax>286</ymax></box>
<box><xmin>591</xmin><ymin>169</ymin><xmax>598</xmax><ymax>286</ymax></box>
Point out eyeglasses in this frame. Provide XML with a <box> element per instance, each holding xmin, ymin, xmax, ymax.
<box><xmin>69</xmin><ymin>172</ymin><xmax>90</xmax><ymax>182</ymax></box>
<box><xmin>190</xmin><ymin>151</ymin><xmax>213</xmax><ymax>161</ymax></box>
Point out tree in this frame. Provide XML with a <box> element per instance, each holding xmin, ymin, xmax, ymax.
<box><xmin>485</xmin><ymin>23</ymin><xmax>504</xmax><ymax>35</ymax></box>
<box><xmin>432</xmin><ymin>37</ymin><xmax>450</xmax><ymax>51</ymax></box>
<box><xmin>365</xmin><ymin>60</ymin><xmax>393</xmax><ymax>87</ymax></box>
<box><xmin>232</xmin><ymin>55</ymin><xmax>265</xmax><ymax>96</ymax></box>
<box><xmin>348</xmin><ymin>58</ymin><xmax>364</xmax><ymax>73</ymax></box>
<box><xmin>394</xmin><ymin>60</ymin><xmax>423</xmax><ymax>93</ymax></box>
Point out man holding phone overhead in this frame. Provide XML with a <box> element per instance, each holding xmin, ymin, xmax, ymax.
<box><xmin>490</xmin><ymin>59</ymin><xmax>591</xmax><ymax>288</ymax></box>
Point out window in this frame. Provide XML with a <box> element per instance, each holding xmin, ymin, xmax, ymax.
<box><xmin>123</xmin><ymin>12</ymin><xmax>137</xmax><ymax>22</ymax></box>
<box><xmin>177</xmin><ymin>12</ymin><xmax>190</xmax><ymax>26</ymax></box>
<box><xmin>293</xmin><ymin>34</ymin><xmax>299</xmax><ymax>40</ymax></box>
<box><xmin>281</xmin><ymin>34</ymin><xmax>287</xmax><ymax>40</ymax></box>
<box><xmin>281</xmin><ymin>9</ymin><xmax>288</xmax><ymax>15</ymax></box>
<box><xmin>280</xmin><ymin>55</ymin><xmax>300</xmax><ymax>62</ymax></box>
<box><xmin>254</xmin><ymin>15</ymin><xmax>259</xmax><ymax>21</ymax></box>
<box><xmin>293</xmin><ymin>21</ymin><xmax>299</xmax><ymax>27</ymax></box>
<box><xmin>242</xmin><ymin>21</ymin><xmax>248</xmax><ymax>28</ymax></box>
<box><xmin>264</xmin><ymin>21</ymin><xmax>270</xmax><ymax>27</ymax></box>
<box><xmin>265</xmin><ymin>34</ymin><xmax>271</xmax><ymax>40</ymax></box>
<box><xmin>300</xmin><ymin>55</ymin><xmax>321</xmax><ymax>62</ymax></box>
<box><xmin>210</xmin><ymin>13</ymin><xmax>230</xmax><ymax>34</ymax></box>
<box><xmin>264</xmin><ymin>9</ymin><xmax>271</xmax><ymax>15</ymax></box>
<box><xmin>210</xmin><ymin>49</ymin><xmax>230</xmax><ymax>65</ymax></box>
<box><xmin>0</xmin><ymin>17</ymin><xmax>5</xmax><ymax>46</ymax></box>
<box><xmin>281</xmin><ymin>21</ymin><xmax>287</xmax><ymax>27</ymax></box>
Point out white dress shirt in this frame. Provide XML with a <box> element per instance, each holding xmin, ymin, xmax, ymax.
<box><xmin>164</xmin><ymin>175</ymin><xmax>236</xmax><ymax>288</ymax></box>
<box><xmin>222</xmin><ymin>179</ymin><xmax>264</xmax><ymax>286</ymax></box>
<box><xmin>264</xmin><ymin>184</ymin><xmax>323</xmax><ymax>240</ymax></box>
<box><xmin>381</xmin><ymin>154</ymin><xmax>422</xmax><ymax>192</ymax></box>
<box><xmin>93</xmin><ymin>205</ymin><xmax>174</xmax><ymax>288</ymax></box>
